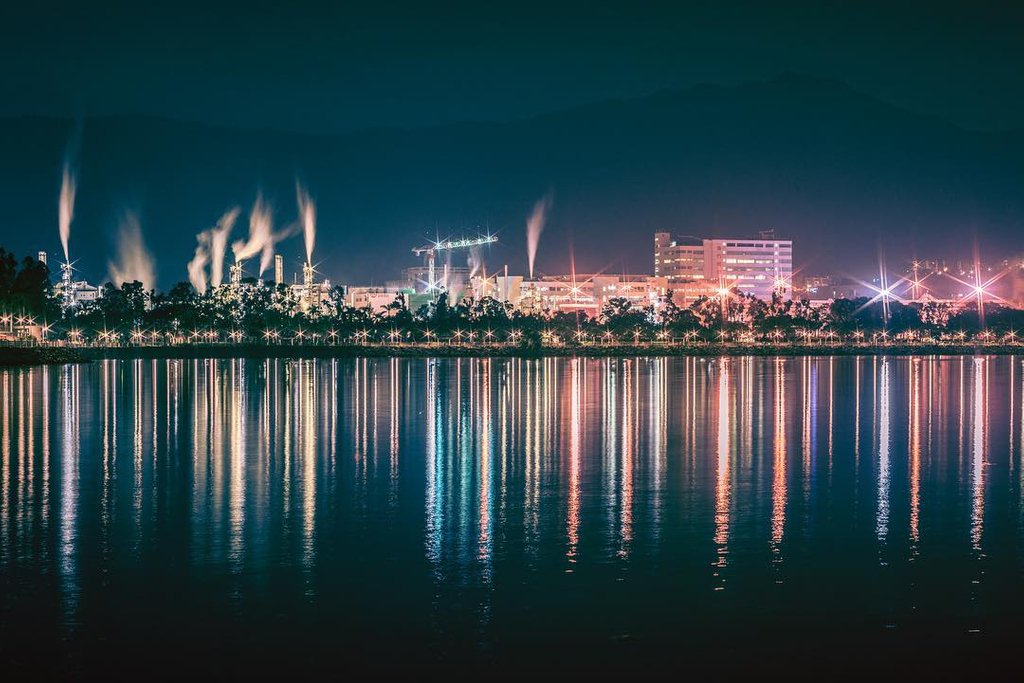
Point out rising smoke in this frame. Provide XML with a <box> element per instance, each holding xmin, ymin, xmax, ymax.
<box><xmin>231</xmin><ymin>194</ymin><xmax>297</xmax><ymax>278</ymax></box>
<box><xmin>58</xmin><ymin>163</ymin><xmax>76</xmax><ymax>262</ymax></box>
<box><xmin>208</xmin><ymin>208</ymin><xmax>239</xmax><ymax>287</ymax></box>
<box><xmin>187</xmin><ymin>208</ymin><xmax>239</xmax><ymax>293</ymax></box>
<box><xmin>187</xmin><ymin>236</ymin><xmax>210</xmax><ymax>294</ymax></box>
<box><xmin>108</xmin><ymin>211</ymin><xmax>156</xmax><ymax>290</ymax></box>
<box><xmin>296</xmin><ymin>182</ymin><xmax>316</xmax><ymax>265</ymax></box>
<box><xmin>467</xmin><ymin>245</ymin><xmax>483</xmax><ymax>280</ymax></box>
<box><xmin>526</xmin><ymin>194</ymin><xmax>552</xmax><ymax>278</ymax></box>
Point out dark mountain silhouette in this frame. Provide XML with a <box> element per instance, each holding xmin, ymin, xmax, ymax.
<box><xmin>1</xmin><ymin>74</ymin><xmax>1021</xmax><ymax>289</ymax></box>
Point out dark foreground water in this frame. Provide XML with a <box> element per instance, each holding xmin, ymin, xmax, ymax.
<box><xmin>1</xmin><ymin>356</ymin><xmax>1023</xmax><ymax>674</ymax></box>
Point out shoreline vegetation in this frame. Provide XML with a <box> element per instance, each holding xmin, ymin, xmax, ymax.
<box><xmin>3</xmin><ymin>342</ymin><xmax>1023</xmax><ymax>366</ymax></box>
<box><xmin>6</xmin><ymin>246</ymin><xmax>1024</xmax><ymax>368</ymax></box>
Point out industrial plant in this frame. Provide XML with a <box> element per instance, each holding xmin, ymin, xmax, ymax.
<box><xmin>4</xmin><ymin>157</ymin><xmax>1024</xmax><ymax>349</ymax></box>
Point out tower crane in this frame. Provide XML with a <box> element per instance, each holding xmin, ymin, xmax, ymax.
<box><xmin>412</xmin><ymin>234</ymin><xmax>498</xmax><ymax>297</ymax></box>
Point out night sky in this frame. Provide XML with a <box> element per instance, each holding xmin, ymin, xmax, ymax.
<box><xmin>1</xmin><ymin>1</ymin><xmax>1023</xmax><ymax>287</ymax></box>
<box><xmin>4</xmin><ymin>1</ymin><xmax>1023</xmax><ymax>132</ymax></box>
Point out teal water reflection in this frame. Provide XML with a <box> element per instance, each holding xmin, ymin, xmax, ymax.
<box><xmin>1</xmin><ymin>356</ymin><xmax>1023</xmax><ymax>673</ymax></box>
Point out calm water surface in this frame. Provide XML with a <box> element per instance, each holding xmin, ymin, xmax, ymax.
<box><xmin>2</xmin><ymin>356</ymin><xmax>1023</xmax><ymax>673</ymax></box>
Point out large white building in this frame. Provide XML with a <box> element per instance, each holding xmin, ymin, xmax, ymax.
<box><xmin>345</xmin><ymin>287</ymin><xmax>408</xmax><ymax>314</ymax></box>
<box><xmin>473</xmin><ymin>274</ymin><xmax>669</xmax><ymax>317</ymax></box>
<box><xmin>654</xmin><ymin>230</ymin><xmax>793</xmax><ymax>300</ymax></box>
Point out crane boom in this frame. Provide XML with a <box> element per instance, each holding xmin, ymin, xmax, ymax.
<box><xmin>412</xmin><ymin>234</ymin><xmax>497</xmax><ymax>256</ymax></box>
<box><xmin>411</xmin><ymin>234</ymin><xmax>498</xmax><ymax>298</ymax></box>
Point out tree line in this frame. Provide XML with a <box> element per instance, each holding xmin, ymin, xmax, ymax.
<box><xmin>1</xmin><ymin>247</ymin><xmax>1021</xmax><ymax>342</ymax></box>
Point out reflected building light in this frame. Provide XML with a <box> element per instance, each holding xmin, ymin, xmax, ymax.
<box><xmin>876</xmin><ymin>359</ymin><xmax>891</xmax><ymax>545</ymax></box>
<box><xmin>970</xmin><ymin>358</ymin><xmax>987</xmax><ymax>551</ymax></box>
<box><xmin>101</xmin><ymin>361</ymin><xmax>115</xmax><ymax>556</ymax></box>
<box><xmin>228</xmin><ymin>360</ymin><xmax>247</xmax><ymax>574</ymax></box>
<box><xmin>649</xmin><ymin>358</ymin><xmax>667</xmax><ymax>540</ymax></box>
<box><xmin>603</xmin><ymin>359</ymin><xmax>619</xmax><ymax>546</ymax></box>
<box><xmin>497</xmin><ymin>362</ymin><xmax>509</xmax><ymax>530</ymax></box>
<box><xmin>479</xmin><ymin>360</ymin><xmax>494</xmax><ymax>575</ymax></box>
<box><xmin>713</xmin><ymin>358</ymin><xmax>731</xmax><ymax>587</ymax></box>
<box><xmin>619</xmin><ymin>361</ymin><xmax>634</xmax><ymax>558</ymax></box>
<box><xmin>132</xmin><ymin>359</ymin><xmax>144</xmax><ymax>546</ymax></box>
<box><xmin>389</xmin><ymin>359</ymin><xmax>400</xmax><ymax>504</ymax></box>
<box><xmin>524</xmin><ymin>361</ymin><xmax>541</xmax><ymax>551</ymax></box>
<box><xmin>302</xmin><ymin>361</ymin><xmax>317</xmax><ymax>578</ymax></box>
<box><xmin>1019</xmin><ymin>361</ymin><xmax>1024</xmax><ymax>509</ymax></box>
<box><xmin>909</xmin><ymin>359</ymin><xmax>922</xmax><ymax>550</ymax></box>
<box><xmin>1</xmin><ymin>373</ymin><xmax>10</xmax><ymax>559</ymax></box>
<box><xmin>567</xmin><ymin>359</ymin><xmax>581</xmax><ymax>563</ymax></box>
<box><xmin>58</xmin><ymin>365</ymin><xmax>81</xmax><ymax>632</ymax></box>
<box><xmin>827</xmin><ymin>358</ymin><xmax>834</xmax><ymax>476</ymax></box>
<box><xmin>41</xmin><ymin>366</ymin><xmax>50</xmax><ymax>532</ymax></box>
<box><xmin>424</xmin><ymin>360</ymin><xmax>443</xmax><ymax>575</ymax></box>
<box><xmin>771</xmin><ymin>359</ymin><xmax>787</xmax><ymax>561</ymax></box>
<box><xmin>802</xmin><ymin>357</ymin><xmax>812</xmax><ymax>507</ymax></box>
<box><xmin>854</xmin><ymin>357</ymin><xmax>861</xmax><ymax>488</ymax></box>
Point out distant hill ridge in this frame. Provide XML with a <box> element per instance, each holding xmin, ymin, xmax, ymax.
<box><xmin>0</xmin><ymin>74</ymin><xmax>1021</xmax><ymax>288</ymax></box>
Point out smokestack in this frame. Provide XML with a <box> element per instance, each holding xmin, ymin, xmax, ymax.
<box><xmin>275</xmin><ymin>254</ymin><xmax>283</xmax><ymax>285</ymax></box>
<box><xmin>303</xmin><ymin>261</ymin><xmax>314</xmax><ymax>288</ymax></box>
<box><xmin>37</xmin><ymin>251</ymin><xmax>47</xmax><ymax>265</ymax></box>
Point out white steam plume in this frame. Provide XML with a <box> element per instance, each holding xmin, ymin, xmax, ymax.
<box><xmin>59</xmin><ymin>163</ymin><xmax>76</xmax><ymax>262</ymax></box>
<box><xmin>296</xmin><ymin>182</ymin><xmax>316</xmax><ymax>265</ymax></box>
<box><xmin>187</xmin><ymin>235</ymin><xmax>210</xmax><ymax>294</ymax></box>
<box><xmin>526</xmin><ymin>194</ymin><xmax>552</xmax><ymax>279</ymax></box>
<box><xmin>232</xmin><ymin>194</ymin><xmax>272</xmax><ymax>265</ymax></box>
<box><xmin>108</xmin><ymin>211</ymin><xmax>156</xmax><ymax>290</ymax></box>
<box><xmin>187</xmin><ymin>208</ymin><xmax>238</xmax><ymax>294</ymax></box>
<box><xmin>209</xmin><ymin>208</ymin><xmax>239</xmax><ymax>288</ymax></box>
<box><xmin>231</xmin><ymin>195</ymin><xmax>296</xmax><ymax>278</ymax></box>
<box><xmin>467</xmin><ymin>246</ymin><xmax>482</xmax><ymax>280</ymax></box>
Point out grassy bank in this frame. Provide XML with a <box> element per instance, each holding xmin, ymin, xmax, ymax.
<box><xmin>0</xmin><ymin>346</ymin><xmax>89</xmax><ymax>366</ymax></box>
<box><xmin>70</xmin><ymin>342</ymin><xmax>1021</xmax><ymax>361</ymax></box>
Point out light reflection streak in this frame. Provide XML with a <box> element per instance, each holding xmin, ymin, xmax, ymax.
<box><xmin>603</xmin><ymin>359</ymin><xmax>618</xmax><ymax>553</ymax></box>
<box><xmin>479</xmin><ymin>360</ymin><xmax>493</xmax><ymax>575</ymax></box>
<box><xmin>619</xmin><ymin>360</ymin><xmax>634</xmax><ymax>557</ymax></box>
<box><xmin>876</xmin><ymin>358</ymin><xmax>891</xmax><ymax>544</ymax></box>
<box><xmin>389</xmin><ymin>358</ymin><xmax>400</xmax><ymax>505</ymax></box>
<box><xmin>132</xmin><ymin>359</ymin><xmax>143</xmax><ymax>550</ymax></box>
<box><xmin>909</xmin><ymin>358</ymin><xmax>922</xmax><ymax>550</ymax></box>
<box><xmin>771</xmin><ymin>358</ymin><xmax>787</xmax><ymax>558</ymax></box>
<box><xmin>302</xmin><ymin>360</ymin><xmax>317</xmax><ymax>580</ymax></box>
<box><xmin>650</xmin><ymin>358</ymin><xmax>666</xmax><ymax>541</ymax></box>
<box><xmin>58</xmin><ymin>364</ymin><xmax>80</xmax><ymax>631</ymax></box>
<box><xmin>425</xmin><ymin>359</ymin><xmax>442</xmax><ymax>575</ymax></box>
<box><xmin>567</xmin><ymin>358</ymin><xmax>581</xmax><ymax>562</ymax></box>
<box><xmin>801</xmin><ymin>357</ymin><xmax>812</xmax><ymax>508</ymax></box>
<box><xmin>1</xmin><ymin>372</ymin><xmax>10</xmax><ymax>561</ymax></box>
<box><xmin>713</xmin><ymin>358</ymin><xmax>731</xmax><ymax>586</ymax></box>
<box><xmin>970</xmin><ymin>358</ymin><xmax>987</xmax><ymax>551</ymax></box>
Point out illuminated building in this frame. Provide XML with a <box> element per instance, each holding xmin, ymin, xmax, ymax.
<box><xmin>479</xmin><ymin>274</ymin><xmax>669</xmax><ymax>317</ymax></box>
<box><xmin>344</xmin><ymin>286</ymin><xmax>408</xmax><ymax>314</ymax></box>
<box><xmin>654</xmin><ymin>230</ymin><xmax>793</xmax><ymax>300</ymax></box>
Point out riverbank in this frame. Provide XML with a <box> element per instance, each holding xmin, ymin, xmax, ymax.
<box><xmin>4</xmin><ymin>342</ymin><xmax>1021</xmax><ymax>366</ymax></box>
<box><xmin>74</xmin><ymin>342</ymin><xmax>1023</xmax><ymax>360</ymax></box>
<box><xmin>0</xmin><ymin>346</ymin><xmax>89</xmax><ymax>366</ymax></box>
